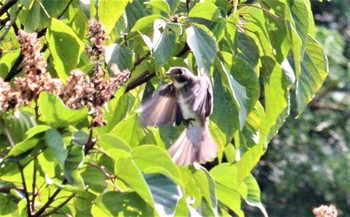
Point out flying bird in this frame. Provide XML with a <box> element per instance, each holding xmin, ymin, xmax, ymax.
<box><xmin>137</xmin><ymin>67</ymin><xmax>218</xmax><ymax>166</ymax></box>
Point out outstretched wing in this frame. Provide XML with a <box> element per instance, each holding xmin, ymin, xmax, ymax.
<box><xmin>183</xmin><ymin>74</ymin><xmax>213</xmax><ymax>118</ymax></box>
<box><xmin>137</xmin><ymin>83</ymin><xmax>183</xmax><ymax>127</ymax></box>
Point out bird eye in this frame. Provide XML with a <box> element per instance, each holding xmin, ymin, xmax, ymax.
<box><xmin>177</xmin><ymin>69</ymin><xmax>183</xmax><ymax>75</ymax></box>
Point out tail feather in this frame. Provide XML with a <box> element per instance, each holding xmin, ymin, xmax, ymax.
<box><xmin>168</xmin><ymin>126</ymin><xmax>218</xmax><ymax>166</ymax></box>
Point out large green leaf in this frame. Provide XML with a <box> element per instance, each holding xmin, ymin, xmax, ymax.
<box><xmin>210</xmin><ymin>163</ymin><xmax>239</xmax><ymax>190</ymax></box>
<box><xmin>38</xmin><ymin>92</ymin><xmax>88</xmax><ymax>128</ymax></box>
<box><xmin>98</xmin><ymin>0</ymin><xmax>129</xmax><ymax>35</ymax></box>
<box><xmin>64</xmin><ymin>143</ymin><xmax>85</xmax><ymax>188</ymax></box>
<box><xmin>105</xmin><ymin>43</ymin><xmax>135</xmax><ymax>72</ymax></box>
<box><xmin>131</xmin><ymin>145</ymin><xmax>179</xmax><ymax>181</ymax></box>
<box><xmin>186</xmin><ymin>25</ymin><xmax>217</xmax><ymax>72</ymax></box>
<box><xmin>261</xmin><ymin>0</ymin><xmax>291</xmax><ymax>62</ymax></box>
<box><xmin>242</xmin><ymin>174</ymin><xmax>267</xmax><ymax>217</ymax></box>
<box><xmin>260</xmin><ymin>56</ymin><xmax>290</xmax><ymax>145</ymax></box>
<box><xmin>144</xmin><ymin>173</ymin><xmax>182</xmax><ymax>217</ymax></box>
<box><xmin>114</xmin><ymin>157</ymin><xmax>154</xmax><ymax>206</ymax></box>
<box><xmin>296</xmin><ymin>35</ymin><xmax>328</xmax><ymax>115</ymax></box>
<box><xmin>109</xmin><ymin>114</ymin><xmax>145</xmax><ymax>148</ymax></box>
<box><xmin>211</xmin><ymin>70</ymin><xmax>239</xmax><ymax>145</ymax></box>
<box><xmin>216</xmin><ymin>184</ymin><xmax>243</xmax><ymax>217</ymax></box>
<box><xmin>152</xmin><ymin>19</ymin><xmax>178</xmax><ymax>68</ymax></box>
<box><xmin>47</xmin><ymin>18</ymin><xmax>85</xmax><ymax>80</ymax></box>
<box><xmin>45</xmin><ymin>129</ymin><xmax>67</xmax><ymax>169</ymax></box>
<box><xmin>91</xmin><ymin>191</ymin><xmax>153</xmax><ymax>216</ymax></box>
<box><xmin>189</xmin><ymin>2</ymin><xmax>223</xmax><ymax>22</ymax></box>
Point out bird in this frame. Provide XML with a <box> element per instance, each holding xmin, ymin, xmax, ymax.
<box><xmin>137</xmin><ymin>67</ymin><xmax>218</xmax><ymax>166</ymax></box>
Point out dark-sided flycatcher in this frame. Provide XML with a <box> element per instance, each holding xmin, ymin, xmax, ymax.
<box><xmin>137</xmin><ymin>67</ymin><xmax>218</xmax><ymax>166</ymax></box>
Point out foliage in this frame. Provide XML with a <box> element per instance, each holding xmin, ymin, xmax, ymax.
<box><xmin>0</xmin><ymin>0</ymin><xmax>328</xmax><ymax>216</ymax></box>
<box><xmin>252</xmin><ymin>1</ymin><xmax>350</xmax><ymax>215</ymax></box>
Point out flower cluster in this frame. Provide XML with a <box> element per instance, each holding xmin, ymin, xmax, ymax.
<box><xmin>313</xmin><ymin>204</ymin><xmax>338</xmax><ymax>217</ymax></box>
<box><xmin>0</xmin><ymin>20</ymin><xmax>130</xmax><ymax>127</ymax></box>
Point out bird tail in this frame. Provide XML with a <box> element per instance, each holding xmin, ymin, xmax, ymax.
<box><xmin>168</xmin><ymin>126</ymin><xmax>218</xmax><ymax>166</ymax></box>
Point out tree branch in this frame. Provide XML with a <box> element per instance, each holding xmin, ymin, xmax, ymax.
<box><xmin>0</xmin><ymin>0</ymin><xmax>18</xmax><ymax>17</ymax></box>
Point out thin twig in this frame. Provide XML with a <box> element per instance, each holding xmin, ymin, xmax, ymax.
<box><xmin>31</xmin><ymin>161</ymin><xmax>38</xmax><ymax>214</ymax></box>
<box><xmin>32</xmin><ymin>180</ymin><xmax>67</xmax><ymax>217</ymax></box>
<box><xmin>0</xmin><ymin>5</ymin><xmax>22</xmax><ymax>41</ymax></box>
<box><xmin>40</xmin><ymin>194</ymin><xmax>75</xmax><ymax>217</ymax></box>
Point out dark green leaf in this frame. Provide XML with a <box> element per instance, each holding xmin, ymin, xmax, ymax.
<box><xmin>45</xmin><ymin>128</ymin><xmax>67</xmax><ymax>169</ymax></box>
<box><xmin>144</xmin><ymin>173</ymin><xmax>182</xmax><ymax>216</ymax></box>
<box><xmin>64</xmin><ymin>143</ymin><xmax>85</xmax><ymax>188</ymax></box>
<box><xmin>105</xmin><ymin>43</ymin><xmax>135</xmax><ymax>72</ymax></box>
<box><xmin>152</xmin><ymin>19</ymin><xmax>177</xmax><ymax>68</ymax></box>
<box><xmin>186</xmin><ymin>25</ymin><xmax>217</xmax><ymax>72</ymax></box>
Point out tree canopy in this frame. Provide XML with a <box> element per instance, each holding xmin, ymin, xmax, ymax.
<box><xmin>0</xmin><ymin>0</ymin><xmax>328</xmax><ymax>216</ymax></box>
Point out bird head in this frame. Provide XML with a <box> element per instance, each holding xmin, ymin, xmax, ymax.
<box><xmin>166</xmin><ymin>67</ymin><xmax>195</xmax><ymax>87</ymax></box>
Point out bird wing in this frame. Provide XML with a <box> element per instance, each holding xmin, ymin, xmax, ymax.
<box><xmin>137</xmin><ymin>83</ymin><xmax>183</xmax><ymax>127</ymax></box>
<box><xmin>185</xmin><ymin>74</ymin><xmax>213</xmax><ymax>118</ymax></box>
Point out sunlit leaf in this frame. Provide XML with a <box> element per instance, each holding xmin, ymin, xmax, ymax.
<box><xmin>131</xmin><ymin>145</ymin><xmax>179</xmax><ymax>181</ymax></box>
<box><xmin>91</xmin><ymin>191</ymin><xmax>152</xmax><ymax>216</ymax></box>
<box><xmin>38</xmin><ymin>92</ymin><xmax>88</xmax><ymax>128</ymax></box>
<box><xmin>98</xmin><ymin>0</ymin><xmax>129</xmax><ymax>35</ymax></box>
<box><xmin>114</xmin><ymin>157</ymin><xmax>154</xmax><ymax>206</ymax></box>
<box><xmin>47</xmin><ymin>18</ymin><xmax>85</xmax><ymax>80</ymax></box>
<box><xmin>296</xmin><ymin>35</ymin><xmax>328</xmax><ymax>115</ymax></box>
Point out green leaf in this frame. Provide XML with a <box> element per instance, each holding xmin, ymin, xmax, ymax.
<box><xmin>186</xmin><ymin>25</ymin><xmax>217</xmax><ymax>72</ymax></box>
<box><xmin>45</xmin><ymin>129</ymin><xmax>67</xmax><ymax>169</ymax></box>
<box><xmin>98</xmin><ymin>0</ymin><xmax>129</xmax><ymax>35</ymax></box>
<box><xmin>189</xmin><ymin>2</ymin><xmax>222</xmax><ymax>22</ymax></box>
<box><xmin>0</xmin><ymin>193</ymin><xmax>19</xmax><ymax>216</ymax></box>
<box><xmin>219</xmin><ymin>60</ymin><xmax>248</xmax><ymax>129</ymax></box>
<box><xmin>261</xmin><ymin>0</ymin><xmax>291</xmax><ymax>62</ymax></box>
<box><xmin>91</xmin><ymin>191</ymin><xmax>152</xmax><ymax>216</ymax></box>
<box><xmin>114</xmin><ymin>157</ymin><xmax>154</xmax><ymax>206</ymax></box>
<box><xmin>80</xmin><ymin>165</ymin><xmax>107</xmax><ymax>193</ymax></box>
<box><xmin>243</xmin><ymin>174</ymin><xmax>267</xmax><ymax>217</ymax></box>
<box><xmin>97</xmin><ymin>134</ymin><xmax>132</xmax><ymax>152</ymax></box>
<box><xmin>71</xmin><ymin>130</ymin><xmax>89</xmax><ymax>146</ymax></box>
<box><xmin>216</xmin><ymin>184</ymin><xmax>243</xmax><ymax>217</ymax></box>
<box><xmin>194</xmin><ymin>167</ymin><xmax>218</xmax><ymax>213</ymax></box>
<box><xmin>38</xmin><ymin>92</ymin><xmax>88</xmax><ymax>128</ymax></box>
<box><xmin>47</xmin><ymin>18</ymin><xmax>85</xmax><ymax>80</ymax></box>
<box><xmin>2</xmin><ymin>110</ymin><xmax>37</xmax><ymax>143</ymax></box>
<box><xmin>211</xmin><ymin>70</ymin><xmax>239</xmax><ymax>145</ymax></box>
<box><xmin>210</xmin><ymin>163</ymin><xmax>239</xmax><ymax>190</ymax></box>
<box><xmin>131</xmin><ymin>145</ymin><xmax>179</xmax><ymax>181</ymax></box>
<box><xmin>145</xmin><ymin>0</ymin><xmax>170</xmax><ymax>14</ymax></box>
<box><xmin>152</xmin><ymin>19</ymin><xmax>177</xmax><ymax>68</ymax></box>
<box><xmin>296</xmin><ymin>35</ymin><xmax>328</xmax><ymax>115</ymax></box>
<box><xmin>144</xmin><ymin>173</ymin><xmax>182</xmax><ymax>217</ymax></box>
<box><xmin>22</xmin><ymin>0</ymin><xmax>41</xmax><ymax>32</ymax></box>
<box><xmin>260</xmin><ymin>56</ymin><xmax>290</xmax><ymax>145</ymax></box>
<box><xmin>109</xmin><ymin>114</ymin><xmax>145</xmax><ymax>148</ymax></box>
<box><xmin>105</xmin><ymin>43</ymin><xmax>135</xmax><ymax>72</ymax></box>
<box><xmin>64</xmin><ymin>143</ymin><xmax>85</xmax><ymax>188</ymax></box>
<box><xmin>6</xmin><ymin>137</ymin><xmax>40</xmax><ymax>160</ymax></box>
<box><xmin>0</xmin><ymin>49</ymin><xmax>20</xmax><ymax>77</ymax></box>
